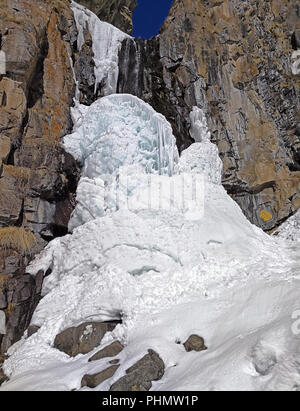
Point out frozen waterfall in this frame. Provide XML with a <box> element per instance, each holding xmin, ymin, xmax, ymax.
<box><xmin>63</xmin><ymin>94</ymin><xmax>179</xmax><ymax>177</ymax></box>
<box><xmin>71</xmin><ymin>1</ymin><xmax>131</xmax><ymax>95</ymax></box>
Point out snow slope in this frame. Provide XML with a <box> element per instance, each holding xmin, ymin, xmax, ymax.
<box><xmin>1</xmin><ymin>96</ymin><xmax>300</xmax><ymax>392</ymax></box>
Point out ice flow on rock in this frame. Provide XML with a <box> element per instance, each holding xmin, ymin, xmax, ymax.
<box><xmin>71</xmin><ymin>1</ymin><xmax>131</xmax><ymax>96</ymax></box>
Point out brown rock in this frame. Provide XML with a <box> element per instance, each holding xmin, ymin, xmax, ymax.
<box><xmin>76</xmin><ymin>0</ymin><xmax>137</xmax><ymax>34</ymax></box>
<box><xmin>27</xmin><ymin>325</ymin><xmax>40</xmax><ymax>338</ymax></box>
<box><xmin>81</xmin><ymin>365</ymin><xmax>120</xmax><ymax>389</ymax></box>
<box><xmin>0</xmin><ymin>166</ymin><xmax>29</xmax><ymax>227</ymax></box>
<box><xmin>158</xmin><ymin>0</ymin><xmax>300</xmax><ymax>231</ymax></box>
<box><xmin>109</xmin><ymin>349</ymin><xmax>165</xmax><ymax>392</ymax></box>
<box><xmin>89</xmin><ymin>341</ymin><xmax>124</xmax><ymax>362</ymax></box>
<box><xmin>1</xmin><ymin>271</ymin><xmax>44</xmax><ymax>353</ymax></box>
<box><xmin>183</xmin><ymin>335</ymin><xmax>207</xmax><ymax>352</ymax></box>
<box><xmin>54</xmin><ymin>321</ymin><xmax>120</xmax><ymax>357</ymax></box>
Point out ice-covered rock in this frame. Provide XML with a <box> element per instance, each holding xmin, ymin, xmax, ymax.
<box><xmin>63</xmin><ymin>94</ymin><xmax>179</xmax><ymax>177</ymax></box>
<box><xmin>71</xmin><ymin>1</ymin><xmax>131</xmax><ymax>95</ymax></box>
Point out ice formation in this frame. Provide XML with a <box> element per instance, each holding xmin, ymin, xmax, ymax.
<box><xmin>63</xmin><ymin>94</ymin><xmax>179</xmax><ymax>177</ymax></box>
<box><xmin>71</xmin><ymin>1</ymin><xmax>131</xmax><ymax>95</ymax></box>
<box><xmin>0</xmin><ymin>310</ymin><xmax>6</xmax><ymax>335</ymax></box>
<box><xmin>1</xmin><ymin>3</ymin><xmax>300</xmax><ymax>393</ymax></box>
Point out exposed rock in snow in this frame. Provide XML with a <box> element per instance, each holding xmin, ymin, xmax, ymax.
<box><xmin>183</xmin><ymin>335</ymin><xmax>207</xmax><ymax>353</ymax></box>
<box><xmin>54</xmin><ymin>321</ymin><xmax>120</xmax><ymax>357</ymax></box>
<box><xmin>81</xmin><ymin>364</ymin><xmax>120</xmax><ymax>388</ymax></box>
<box><xmin>88</xmin><ymin>341</ymin><xmax>124</xmax><ymax>362</ymax></box>
<box><xmin>109</xmin><ymin>349</ymin><xmax>165</xmax><ymax>392</ymax></box>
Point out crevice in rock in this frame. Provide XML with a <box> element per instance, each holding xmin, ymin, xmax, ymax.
<box><xmin>15</xmin><ymin>199</ymin><xmax>25</xmax><ymax>227</ymax></box>
<box><xmin>7</xmin><ymin>110</ymin><xmax>29</xmax><ymax>166</ymax></box>
<box><xmin>291</xmin><ymin>32</ymin><xmax>299</xmax><ymax>50</ymax></box>
<box><xmin>1</xmin><ymin>91</ymin><xmax>6</xmax><ymax>107</ymax></box>
<box><xmin>27</xmin><ymin>35</ymin><xmax>49</xmax><ymax>109</ymax></box>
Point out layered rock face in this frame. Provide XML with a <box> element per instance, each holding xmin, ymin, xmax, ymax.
<box><xmin>0</xmin><ymin>0</ymin><xmax>79</xmax><ymax>352</ymax></box>
<box><xmin>76</xmin><ymin>0</ymin><xmax>137</xmax><ymax>34</ymax></box>
<box><xmin>159</xmin><ymin>0</ymin><xmax>300</xmax><ymax>230</ymax></box>
<box><xmin>118</xmin><ymin>0</ymin><xmax>300</xmax><ymax>231</ymax></box>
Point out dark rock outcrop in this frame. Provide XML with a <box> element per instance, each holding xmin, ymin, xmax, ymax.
<box><xmin>89</xmin><ymin>341</ymin><xmax>124</xmax><ymax>362</ymax></box>
<box><xmin>110</xmin><ymin>349</ymin><xmax>165</xmax><ymax>392</ymax></box>
<box><xmin>54</xmin><ymin>321</ymin><xmax>120</xmax><ymax>357</ymax></box>
<box><xmin>0</xmin><ymin>270</ymin><xmax>44</xmax><ymax>353</ymax></box>
<box><xmin>81</xmin><ymin>365</ymin><xmax>120</xmax><ymax>389</ymax></box>
<box><xmin>117</xmin><ymin>37</ymin><xmax>194</xmax><ymax>152</ymax></box>
<box><xmin>76</xmin><ymin>0</ymin><xmax>137</xmax><ymax>35</ymax></box>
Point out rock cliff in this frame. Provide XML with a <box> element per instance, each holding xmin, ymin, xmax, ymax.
<box><xmin>76</xmin><ymin>0</ymin><xmax>137</xmax><ymax>34</ymax></box>
<box><xmin>0</xmin><ymin>0</ymin><xmax>79</xmax><ymax>352</ymax></box>
<box><xmin>118</xmin><ymin>0</ymin><xmax>300</xmax><ymax>231</ymax></box>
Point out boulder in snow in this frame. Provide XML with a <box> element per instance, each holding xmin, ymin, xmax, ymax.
<box><xmin>81</xmin><ymin>364</ymin><xmax>120</xmax><ymax>389</ymax></box>
<box><xmin>183</xmin><ymin>335</ymin><xmax>207</xmax><ymax>352</ymax></box>
<box><xmin>54</xmin><ymin>321</ymin><xmax>120</xmax><ymax>357</ymax></box>
<box><xmin>109</xmin><ymin>349</ymin><xmax>165</xmax><ymax>391</ymax></box>
<box><xmin>89</xmin><ymin>341</ymin><xmax>124</xmax><ymax>362</ymax></box>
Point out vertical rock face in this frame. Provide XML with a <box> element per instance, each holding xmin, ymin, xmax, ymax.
<box><xmin>0</xmin><ymin>0</ymin><xmax>80</xmax><ymax>352</ymax></box>
<box><xmin>158</xmin><ymin>0</ymin><xmax>300</xmax><ymax>230</ymax></box>
<box><xmin>76</xmin><ymin>0</ymin><xmax>137</xmax><ymax>34</ymax></box>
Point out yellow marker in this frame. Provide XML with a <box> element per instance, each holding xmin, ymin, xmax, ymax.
<box><xmin>260</xmin><ymin>209</ymin><xmax>273</xmax><ymax>222</ymax></box>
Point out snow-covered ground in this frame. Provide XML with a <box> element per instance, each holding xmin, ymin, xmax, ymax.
<box><xmin>1</xmin><ymin>2</ymin><xmax>300</xmax><ymax>392</ymax></box>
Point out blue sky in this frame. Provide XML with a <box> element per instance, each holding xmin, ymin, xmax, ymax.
<box><xmin>132</xmin><ymin>0</ymin><xmax>173</xmax><ymax>39</ymax></box>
